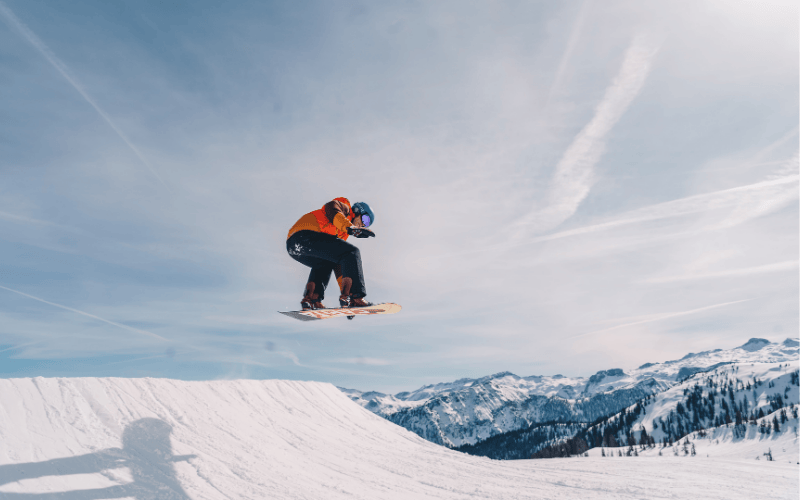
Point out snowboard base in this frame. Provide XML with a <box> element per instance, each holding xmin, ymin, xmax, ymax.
<box><xmin>279</xmin><ymin>303</ymin><xmax>401</xmax><ymax>321</ymax></box>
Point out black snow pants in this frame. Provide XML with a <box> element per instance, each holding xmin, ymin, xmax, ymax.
<box><xmin>286</xmin><ymin>230</ymin><xmax>367</xmax><ymax>300</ymax></box>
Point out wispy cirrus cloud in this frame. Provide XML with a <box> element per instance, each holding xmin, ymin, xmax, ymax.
<box><xmin>543</xmin><ymin>0</ymin><xmax>593</xmax><ymax>111</ymax></box>
<box><xmin>569</xmin><ymin>298</ymin><xmax>754</xmax><ymax>340</ymax></box>
<box><xmin>512</xmin><ymin>35</ymin><xmax>659</xmax><ymax>238</ymax></box>
<box><xmin>333</xmin><ymin>357</ymin><xmax>393</xmax><ymax>366</ymax></box>
<box><xmin>0</xmin><ymin>284</ymin><xmax>168</xmax><ymax>341</ymax></box>
<box><xmin>531</xmin><ymin>166</ymin><xmax>799</xmax><ymax>244</ymax></box>
<box><xmin>0</xmin><ymin>211</ymin><xmax>55</xmax><ymax>226</ymax></box>
<box><xmin>0</xmin><ymin>0</ymin><xmax>165</xmax><ymax>186</ymax></box>
<box><xmin>642</xmin><ymin>261</ymin><xmax>798</xmax><ymax>284</ymax></box>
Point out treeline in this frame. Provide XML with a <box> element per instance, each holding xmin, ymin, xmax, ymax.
<box><xmin>650</xmin><ymin>369</ymin><xmax>798</xmax><ymax>444</ymax></box>
<box><xmin>531</xmin><ymin>397</ymin><xmax>656</xmax><ymax>459</ymax></box>
<box><xmin>530</xmin><ymin>366</ymin><xmax>799</xmax><ymax>459</ymax></box>
<box><xmin>455</xmin><ymin>422</ymin><xmax>587</xmax><ymax>460</ymax></box>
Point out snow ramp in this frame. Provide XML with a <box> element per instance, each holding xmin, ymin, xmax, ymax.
<box><xmin>0</xmin><ymin>378</ymin><xmax>795</xmax><ymax>499</ymax></box>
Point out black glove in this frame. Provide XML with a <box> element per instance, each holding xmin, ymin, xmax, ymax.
<box><xmin>347</xmin><ymin>226</ymin><xmax>375</xmax><ymax>238</ymax></box>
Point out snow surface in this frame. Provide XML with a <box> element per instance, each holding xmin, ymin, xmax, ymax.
<box><xmin>0</xmin><ymin>377</ymin><xmax>797</xmax><ymax>499</ymax></box>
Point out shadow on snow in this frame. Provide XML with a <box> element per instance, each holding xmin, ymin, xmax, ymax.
<box><xmin>0</xmin><ymin>418</ymin><xmax>194</xmax><ymax>499</ymax></box>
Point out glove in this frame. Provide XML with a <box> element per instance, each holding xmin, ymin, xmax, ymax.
<box><xmin>347</xmin><ymin>226</ymin><xmax>375</xmax><ymax>238</ymax></box>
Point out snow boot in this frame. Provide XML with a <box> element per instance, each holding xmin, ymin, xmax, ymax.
<box><xmin>339</xmin><ymin>296</ymin><xmax>373</xmax><ymax>308</ymax></box>
<box><xmin>338</xmin><ymin>277</ymin><xmax>373</xmax><ymax>308</ymax></box>
<box><xmin>301</xmin><ymin>282</ymin><xmax>325</xmax><ymax>310</ymax></box>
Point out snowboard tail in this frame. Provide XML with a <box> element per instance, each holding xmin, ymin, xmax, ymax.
<box><xmin>279</xmin><ymin>303</ymin><xmax>401</xmax><ymax>321</ymax></box>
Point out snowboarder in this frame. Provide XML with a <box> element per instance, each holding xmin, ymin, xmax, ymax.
<box><xmin>286</xmin><ymin>197</ymin><xmax>375</xmax><ymax>311</ymax></box>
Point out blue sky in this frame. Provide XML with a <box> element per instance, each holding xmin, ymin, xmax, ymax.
<box><xmin>0</xmin><ymin>0</ymin><xmax>797</xmax><ymax>393</ymax></box>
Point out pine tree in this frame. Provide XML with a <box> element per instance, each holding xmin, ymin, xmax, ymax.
<box><xmin>639</xmin><ymin>427</ymin><xmax>649</xmax><ymax>448</ymax></box>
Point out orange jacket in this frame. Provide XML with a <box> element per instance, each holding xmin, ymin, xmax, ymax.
<box><xmin>287</xmin><ymin>197</ymin><xmax>355</xmax><ymax>241</ymax></box>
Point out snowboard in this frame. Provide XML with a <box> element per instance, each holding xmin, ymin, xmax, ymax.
<box><xmin>279</xmin><ymin>303</ymin><xmax>401</xmax><ymax>321</ymax></box>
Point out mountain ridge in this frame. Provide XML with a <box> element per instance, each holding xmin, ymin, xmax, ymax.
<box><xmin>340</xmin><ymin>338</ymin><xmax>798</xmax><ymax>447</ymax></box>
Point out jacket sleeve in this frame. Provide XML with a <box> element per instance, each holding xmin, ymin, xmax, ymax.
<box><xmin>323</xmin><ymin>200</ymin><xmax>353</xmax><ymax>232</ymax></box>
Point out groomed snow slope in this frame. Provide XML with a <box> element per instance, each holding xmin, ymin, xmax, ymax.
<box><xmin>0</xmin><ymin>378</ymin><xmax>796</xmax><ymax>499</ymax></box>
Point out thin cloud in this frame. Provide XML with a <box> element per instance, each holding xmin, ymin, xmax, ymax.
<box><xmin>333</xmin><ymin>357</ymin><xmax>393</xmax><ymax>366</ymax></box>
<box><xmin>0</xmin><ymin>341</ymin><xmax>41</xmax><ymax>354</ymax></box>
<box><xmin>513</xmin><ymin>35</ymin><xmax>659</xmax><ymax>237</ymax></box>
<box><xmin>102</xmin><ymin>353</ymin><xmax>169</xmax><ymax>366</ymax></box>
<box><xmin>277</xmin><ymin>350</ymin><xmax>303</xmax><ymax>366</ymax></box>
<box><xmin>642</xmin><ymin>261</ymin><xmax>799</xmax><ymax>284</ymax></box>
<box><xmin>0</xmin><ymin>284</ymin><xmax>168</xmax><ymax>341</ymax></box>
<box><xmin>750</xmin><ymin>126</ymin><xmax>798</xmax><ymax>166</ymax></box>
<box><xmin>0</xmin><ymin>211</ymin><xmax>55</xmax><ymax>226</ymax></box>
<box><xmin>543</xmin><ymin>0</ymin><xmax>593</xmax><ymax>111</ymax></box>
<box><xmin>422</xmin><ymin>153</ymin><xmax>798</xmax><ymax>265</ymax></box>
<box><xmin>568</xmin><ymin>298</ymin><xmax>754</xmax><ymax>340</ymax></box>
<box><xmin>531</xmin><ymin>170</ymin><xmax>798</xmax><ymax>244</ymax></box>
<box><xmin>0</xmin><ymin>1</ymin><xmax>166</xmax><ymax>186</ymax></box>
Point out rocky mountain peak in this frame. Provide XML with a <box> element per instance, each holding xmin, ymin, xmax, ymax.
<box><xmin>738</xmin><ymin>338</ymin><xmax>770</xmax><ymax>352</ymax></box>
<box><xmin>587</xmin><ymin>368</ymin><xmax>626</xmax><ymax>385</ymax></box>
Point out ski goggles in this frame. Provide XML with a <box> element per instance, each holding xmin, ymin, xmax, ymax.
<box><xmin>360</xmin><ymin>214</ymin><xmax>372</xmax><ymax>227</ymax></box>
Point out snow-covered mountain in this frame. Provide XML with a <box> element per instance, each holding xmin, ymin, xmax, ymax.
<box><xmin>341</xmin><ymin>338</ymin><xmax>799</xmax><ymax>447</ymax></box>
<box><xmin>528</xmin><ymin>358</ymin><xmax>799</xmax><ymax>463</ymax></box>
<box><xmin>589</xmin><ymin>359</ymin><xmax>799</xmax><ymax>448</ymax></box>
<box><xmin>631</xmin><ymin>411</ymin><xmax>799</xmax><ymax>463</ymax></box>
<box><xmin>1</xmin><ymin>377</ymin><xmax>795</xmax><ymax>499</ymax></box>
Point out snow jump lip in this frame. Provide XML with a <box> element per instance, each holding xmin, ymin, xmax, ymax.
<box><xmin>279</xmin><ymin>303</ymin><xmax>401</xmax><ymax>321</ymax></box>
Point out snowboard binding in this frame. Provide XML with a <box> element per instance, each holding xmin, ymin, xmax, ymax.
<box><xmin>339</xmin><ymin>295</ymin><xmax>374</xmax><ymax>320</ymax></box>
<box><xmin>301</xmin><ymin>283</ymin><xmax>325</xmax><ymax>310</ymax></box>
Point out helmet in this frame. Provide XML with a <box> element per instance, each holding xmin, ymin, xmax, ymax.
<box><xmin>352</xmin><ymin>202</ymin><xmax>374</xmax><ymax>227</ymax></box>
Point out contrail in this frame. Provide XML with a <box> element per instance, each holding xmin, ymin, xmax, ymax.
<box><xmin>543</xmin><ymin>0</ymin><xmax>593</xmax><ymax>111</ymax></box>
<box><xmin>514</xmin><ymin>35</ymin><xmax>659</xmax><ymax>238</ymax></box>
<box><xmin>0</xmin><ymin>1</ymin><xmax>166</xmax><ymax>186</ymax></box>
<box><xmin>421</xmin><ymin>167</ymin><xmax>798</xmax><ymax>266</ymax></box>
<box><xmin>0</xmin><ymin>284</ymin><xmax>168</xmax><ymax>341</ymax></box>
<box><xmin>531</xmin><ymin>171</ymin><xmax>798</xmax><ymax>243</ymax></box>
<box><xmin>568</xmin><ymin>298</ymin><xmax>754</xmax><ymax>339</ymax></box>
<box><xmin>0</xmin><ymin>341</ymin><xmax>41</xmax><ymax>354</ymax></box>
<box><xmin>643</xmin><ymin>261</ymin><xmax>799</xmax><ymax>284</ymax></box>
<box><xmin>0</xmin><ymin>210</ymin><xmax>55</xmax><ymax>226</ymax></box>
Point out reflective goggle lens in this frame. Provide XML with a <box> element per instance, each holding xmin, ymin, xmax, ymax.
<box><xmin>361</xmin><ymin>214</ymin><xmax>371</xmax><ymax>227</ymax></box>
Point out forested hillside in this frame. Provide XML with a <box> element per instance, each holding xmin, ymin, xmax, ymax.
<box><xmin>531</xmin><ymin>363</ymin><xmax>799</xmax><ymax>459</ymax></box>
